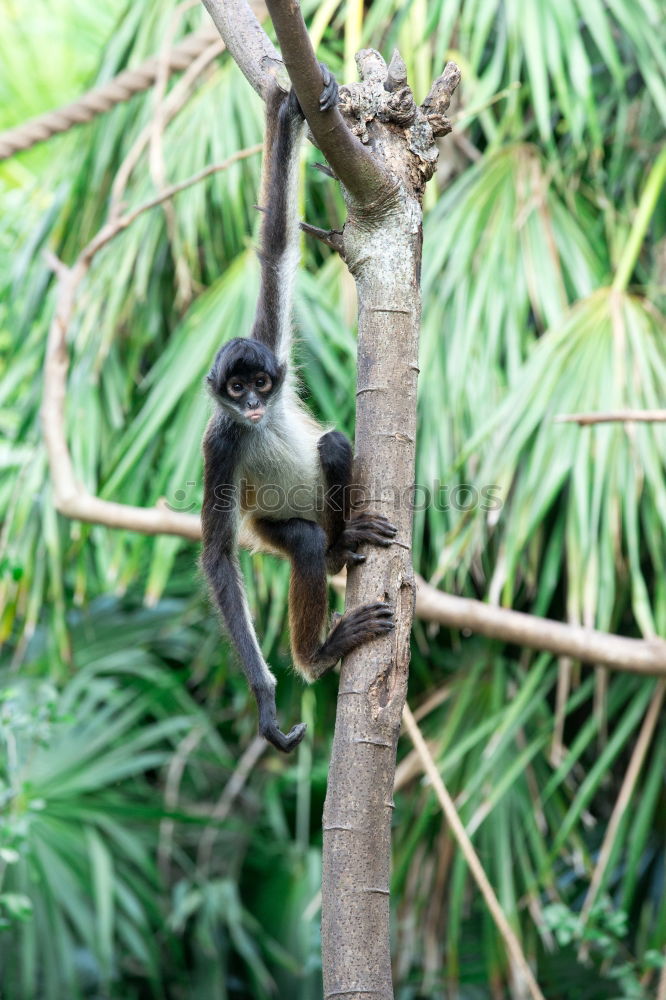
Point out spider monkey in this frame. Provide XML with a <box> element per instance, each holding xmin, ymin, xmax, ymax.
<box><xmin>201</xmin><ymin>66</ymin><xmax>396</xmax><ymax>752</ymax></box>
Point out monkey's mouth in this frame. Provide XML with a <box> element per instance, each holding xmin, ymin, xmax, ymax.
<box><xmin>246</xmin><ymin>409</ymin><xmax>265</xmax><ymax>424</ymax></box>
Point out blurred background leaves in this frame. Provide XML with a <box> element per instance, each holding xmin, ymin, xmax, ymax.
<box><xmin>1</xmin><ymin>0</ymin><xmax>665</xmax><ymax>996</ymax></box>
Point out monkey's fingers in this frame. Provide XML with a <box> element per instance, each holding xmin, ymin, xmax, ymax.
<box><xmin>335</xmin><ymin>602</ymin><xmax>395</xmax><ymax>643</ymax></box>
<box><xmin>351</xmin><ymin>514</ymin><xmax>398</xmax><ymax>537</ymax></box>
<box><xmin>319</xmin><ymin>62</ymin><xmax>339</xmax><ymax>112</ymax></box>
<box><xmin>261</xmin><ymin>718</ymin><xmax>307</xmax><ymax>753</ymax></box>
<box><xmin>343</xmin><ymin>527</ymin><xmax>396</xmax><ymax>548</ymax></box>
<box><xmin>343</xmin><ymin>550</ymin><xmax>366</xmax><ymax>567</ymax></box>
<box><xmin>257</xmin><ymin>689</ymin><xmax>307</xmax><ymax>752</ymax></box>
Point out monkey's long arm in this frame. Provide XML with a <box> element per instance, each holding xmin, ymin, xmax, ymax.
<box><xmin>200</xmin><ymin>419</ymin><xmax>306</xmax><ymax>752</ymax></box>
<box><xmin>251</xmin><ymin>69</ymin><xmax>337</xmax><ymax>363</ymax></box>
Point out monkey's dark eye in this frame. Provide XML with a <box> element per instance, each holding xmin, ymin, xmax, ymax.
<box><xmin>255</xmin><ymin>374</ymin><xmax>272</xmax><ymax>392</ymax></box>
<box><xmin>227</xmin><ymin>380</ymin><xmax>245</xmax><ymax>398</ymax></box>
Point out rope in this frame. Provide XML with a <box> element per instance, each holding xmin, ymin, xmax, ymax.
<box><xmin>0</xmin><ymin>24</ymin><xmax>220</xmax><ymax>161</ymax></box>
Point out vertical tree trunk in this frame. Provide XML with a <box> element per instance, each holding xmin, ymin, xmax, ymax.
<box><xmin>321</xmin><ymin>190</ymin><xmax>421</xmax><ymax>1000</ymax></box>
<box><xmin>315</xmin><ymin>51</ymin><xmax>458</xmax><ymax>997</ymax></box>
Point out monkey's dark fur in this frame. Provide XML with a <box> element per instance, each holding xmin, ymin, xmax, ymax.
<box><xmin>201</xmin><ymin>69</ymin><xmax>396</xmax><ymax>752</ymax></box>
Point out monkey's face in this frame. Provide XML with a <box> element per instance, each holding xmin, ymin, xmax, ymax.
<box><xmin>223</xmin><ymin>370</ymin><xmax>275</xmax><ymax>425</ymax></box>
<box><xmin>207</xmin><ymin>339</ymin><xmax>284</xmax><ymax>427</ymax></box>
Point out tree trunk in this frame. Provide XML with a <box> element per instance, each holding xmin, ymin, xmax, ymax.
<box><xmin>321</xmin><ymin>187</ymin><xmax>421</xmax><ymax>999</ymax></box>
<box><xmin>317</xmin><ymin>52</ymin><xmax>459</xmax><ymax>999</ymax></box>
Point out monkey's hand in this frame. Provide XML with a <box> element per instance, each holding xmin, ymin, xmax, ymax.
<box><xmin>326</xmin><ymin>513</ymin><xmax>397</xmax><ymax>573</ymax></box>
<box><xmin>288</xmin><ymin>62</ymin><xmax>339</xmax><ymax>119</ymax></box>
<box><xmin>257</xmin><ymin>685</ymin><xmax>307</xmax><ymax>753</ymax></box>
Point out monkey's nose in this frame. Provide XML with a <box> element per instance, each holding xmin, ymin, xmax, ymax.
<box><xmin>245</xmin><ymin>398</ymin><xmax>264</xmax><ymax>422</ymax></box>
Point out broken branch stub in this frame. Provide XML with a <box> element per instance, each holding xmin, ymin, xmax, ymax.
<box><xmin>337</xmin><ymin>48</ymin><xmax>460</xmax><ymax>196</ymax></box>
<box><xmin>421</xmin><ymin>61</ymin><xmax>461</xmax><ymax>137</ymax></box>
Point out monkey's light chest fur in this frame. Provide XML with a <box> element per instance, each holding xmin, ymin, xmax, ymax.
<box><xmin>238</xmin><ymin>392</ymin><xmax>323</xmax><ymax>527</ymax></box>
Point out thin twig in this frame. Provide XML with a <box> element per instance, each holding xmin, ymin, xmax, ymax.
<box><xmin>158</xmin><ymin>725</ymin><xmax>206</xmax><ymax>881</ymax></box>
<box><xmin>299</xmin><ymin>221</ymin><xmax>345</xmax><ymax>256</ymax></box>
<box><xmin>109</xmin><ymin>38</ymin><xmax>225</xmax><ymax>216</ymax></box>
<box><xmin>402</xmin><ymin>703</ymin><xmax>547</xmax><ymax>1000</ymax></box>
<box><xmin>578</xmin><ymin>680</ymin><xmax>665</xmax><ymax>946</ymax></box>
<box><xmin>197</xmin><ymin>735</ymin><xmax>266</xmax><ymax>872</ymax></box>
<box><xmin>90</xmin><ymin>145</ymin><xmax>263</xmax><ymax>262</ymax></box>
<box><xmin>556</xmin><ymin>410</ymin><xmax>666</xmax><ymax>425</ymax></box>
<box><xmin>312</xmin><ymin>161</ymin><xmax>336</xmax><ymax>178</ymax></box>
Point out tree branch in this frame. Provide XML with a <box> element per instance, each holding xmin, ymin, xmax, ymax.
<box><xmin>412</xmin><ymin>583</ymin><xmax>666</xmax><ymax>676</ymax></box>
<box><xmin>41</xmin><ymin>147</ymin><xmax>261</xmax><ymax>544</ymax></box>
<box><xmin>556</xmin><ymin>409</ymin><xmax>666</xmax><ymax>425</ymax></box>
<box><xmin>262</xmin><ymin>0</ymin><xmax>389</xmax><ymax>204</ymax></box>
<box><xmin>201</xmin><ymin>0</ymin><xmax>282</xmax><ymax>98</ymax></box>
<box><xmin>109</xmin><ymin>37</ymin><xmax>227</xmax><ymax>216</ymax></box>
<box><xmin>299</xmin><ymin>221</ymin><xmax>345</xmax><ymax>256</ymax></box>
<box><xmin>203</xmin><ymin>0</ymin><xmax>389</xmax><ymax>203</ymax></box>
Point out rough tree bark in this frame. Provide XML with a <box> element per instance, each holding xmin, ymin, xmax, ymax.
<box><xmin>202</xmin><ymin>3</ymin><xmax>458</xmax><ymax>997</ymax></box>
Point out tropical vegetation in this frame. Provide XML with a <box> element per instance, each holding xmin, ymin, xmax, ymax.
<box><xmin>0</xmin><ymin>0</ymin><xmax>665</xmax><ymax>996</ymax></box>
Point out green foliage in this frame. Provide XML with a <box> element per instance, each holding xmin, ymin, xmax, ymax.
<box><xmin>542</xmin><ymin>898</ymin><xmax>666</xmax><ymax>1000</ymax></box>
<box><xmin>1</xmin><ymin>0</ymin><xmax>665</xmax><ymax>996</ymax></box>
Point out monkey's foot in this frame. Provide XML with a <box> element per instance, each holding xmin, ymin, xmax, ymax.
<box><xmin>341</xmin><ymin>513</ymin><xmax>398</xmax><ymax>549</ymax></box>
<box><xmin>300</xmin><ymin>603</ymin><xmax>394</xmax><ymax>680</ymax></box>
<box><xmin>319</xmin><ymin>62</ymin><xmax>339</xmax><ymax>111</ymax></box>
<box><xmin>323</xmin><ymin>602</ymin><xmax>394</xmax><ymax>659</ymax></box>
<box><xmin>326</xmin><ymin>513</ymin><xmax>397</xmax><ymax>573</ymax></box>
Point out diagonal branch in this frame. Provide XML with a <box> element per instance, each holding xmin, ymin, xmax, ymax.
<box><xmin>299</xmin><ymin>221</ymin><xmax>345</xmax><ymax>256</ymax></box>
<box><xmin>201</xmin><ymin>0</ymin><xmax>283</xmax><ymax>97</ymax></box>
<box><xmin>263</xmin><ymin>0</ymin><xmax>389</xmax><ymax>203</ymax></box>
<box><xmin>203</xmin><ymin>0</ymin><xmax>390</xmax><ymax>204</ymax></box>
<box><xmin>402</xmin><ymin>704</ymin><xmax>547</xmax><ymax>1000</ymax></box>
<box><xmin>109</xmin><ymin>36</ymin><xmax>226</xmax><ymax>216</ymax></box>
<box><xmin>578</xmin><ymin>679</ymin><xmax>666</xmax><ymax>942</ymax></box>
